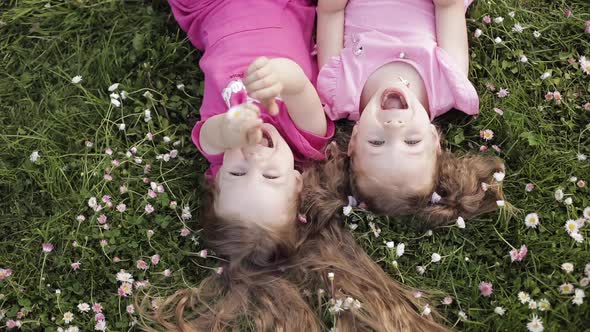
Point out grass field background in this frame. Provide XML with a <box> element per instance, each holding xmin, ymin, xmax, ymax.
<box><xmin>0</xmin><ymin>0</ymin><xmax>589</xmax><ymax>331</ymax></box>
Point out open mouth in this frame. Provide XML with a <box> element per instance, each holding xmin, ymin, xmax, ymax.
<box><xmin>381</xmin><ymin>89</ymin><xmax>408</xmax><ymax>110</ymax></box>
<box><xmin>259</xmin><ymin>129</ymin><xmax>274</xmax><ymax>148</ymax></box>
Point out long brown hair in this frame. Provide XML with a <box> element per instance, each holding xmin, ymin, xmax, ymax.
<box><xmin>138</xmin><ymin>145</ymin><xmax>449</xmax><ymax>331</ymax></box>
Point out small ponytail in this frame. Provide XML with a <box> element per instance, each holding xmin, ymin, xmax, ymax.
<box><xmin>420</xmin><ymin>151</ymin><xmax>505</xmax><ymax>225</ymax></box>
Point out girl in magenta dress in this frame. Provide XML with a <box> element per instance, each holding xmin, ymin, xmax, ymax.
<box><xmin>316</xmin><ymin>0</ymin><xmax>504</xmax><ymax>224</ymax></box>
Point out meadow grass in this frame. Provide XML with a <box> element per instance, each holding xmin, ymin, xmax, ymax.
<box><xmin>0</xmin><ymin>0</ymin><xmax>589</xmax><ymax>331</ymax></box>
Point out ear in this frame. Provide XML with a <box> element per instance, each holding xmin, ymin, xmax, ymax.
<box><xmin>430</xmin><ymin>124</ymin><xmax>442</xmax><ymax>155</ymax></box>
<box><xmin>348</xmin><ymin>124</ymin><xmax>359</xmax><ymax>157</ymax></box>
<box><xmin>294</xmin><ymin>170</ymin><xmax>303</xmax><ymax>193</ymax></box>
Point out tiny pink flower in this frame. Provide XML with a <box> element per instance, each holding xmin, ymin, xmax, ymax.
<box><xmin>510</xmin><ymin>245</ymin><xmax>528</xmax><ymax>262</ymax></box>
<box><xmin>584</xmin><ymin>102</ymin><xmax>590</xmax><ymax>111</ymax></box>
<box><xmin>103</xmin><ymin>174</ymin><xmax>113</xmax><ymax>181</ymax></box>
<box><xmin>483</xmin><ymin>15</ymin><xmax>491</xmax><ymax>24</ymax></box>
<box><xmin>545</xmin><ymin>91</ymin><xmax>554</xmax><ymax>100</ymax></box>
<box><xmin>130</xmin><ymin>147</ymin><xmax>137</xmax><ymax>155</ymax></box>
<box><xmin>105</xmin><ymin>147</ymin><xmax>113</xmax><ymax>155</ymax></box>
<box><xmin>71</xmin><ymin>261</ymin><xmax>81</xmax><ymax>270</ymax></box>
<box><xmin>101</xmin><ymin>195</ymin><xmax>112</xmax><ymax>204</ymax></box>
<box><xmin>126</xmin><ymin>304</ymin><xmax>135</xmax><ymax>314</ymax></box>
<box><xmin>146</xmin><ymin>132</ymin><xmax>153</xmax><ymax>141</ymax></box>
<box><xmin>479</xmin><ymin>281</ymin><xmax>493</xmax><ymax>297</ymax></box>
<box><xmin>199</xmin><ymin>249</ymin><xmax>208</xmax><ymax>258</ymax></box>
<box><xmin>100</xmin><ymin>239</ymin><xmax>108</xmax><ymax>247</ymax></box>
<box><xmin>492</xmin><ymin>145</ymin><xmax>502</xmax><ymax>153</ymax></box>
<box><xmin>147</xmin><ymin>230</ymin><xmax>155</xmax><ymax>238</ymax></box>
<box><xmin>496</xmin><ymin>88</ymin><xmax>510</xmax><ymax>98</ymax></box>
<box><xmin>116</xmin><ymin>203</ymin><xmax>126</xmax><ymax>213</ymax></box>
<box><xmin>565</xmin><ymin>8</ymin><xmax>572</xmax><ymax>18</ymax></box>
<box><xmin>94</xmin><ymin>313</ymin><xmax>105</xmax><ymax>321</ymax></box>
<box><xmin>85</xmin><ymin>140</ymin><xmax>93</xmax><ymax>147</ymax></box>
<box><xmin>144</xmin><ymin>204</ymin><xmax>154</xmax><ymax>214</ymax></box>
<box><xmin>474</xmin><ymin>28</ymin><xmax>482</xmax><ymax>38</ymax></box>
<box><xmin>151</xmin><ymin>254</ymin><xmax>160</xmax><ymax>265</ymax></box>
<box><xmin>97</xmin><ymin>214</ymin><xmax>107</xmax><ymax>225</ymax></box>
<box><xmin>493</xmin><ymin>108</ymin><xmax>504</xmax><ymax>115</ymax></box>
<box><xmin>6</xmin><ymin>320</ymin><xmax>20</xmax><ymax>329</ymax></box>
<box><xmin>480</xmin><ymin>129</ymin><xmax>494</xmax><ymax>141</ymax></box>
<box><xmin>144</xmin><ymin>164</ymin><xmax>152</xmax><ymax>174</ymax></box>
<box><xmin>170</xmin><ymin>149</ymin><xmax>178</xmax><ymax>158</ymax></box>
<box><xmin>111</xmin><ymin>159</ymin><xmax>121</xmax><ymax>167</ymax></box>
<box><xmin>136</xmin><ymin>260</ymin><xmax>149</xmax><ymax>270</ymax></box>
<box><xmin>442</xmin><ymin>296</ymin><xmax>453</xmax><ymax>305</ymax></box>
<box><xmin>525</xmin><ymin>183</ymin><xmax>535</xmax><ymax>192</ymax></box>
<box><xmin>585</xmin><ymin>20</ymin><xmax>590</xmax><ymax>34</ymax></box>
<box><xmin>0</xmin><ymin>268</ymin><xmax>13</xmax><ymax>280</ymax></box>
<box><xmin>76</xmin><ymin>215</ymin><xmax>86</xmax><ymax>222</ymax></box>
<box><xmin>92</xmin><ymin>303</ymin><xmax>103</xmax><ymax>313</ymax></box>
<box><xmin>479</xmin><ymin>145</ymin><xmax>488</xmax><ymax>152</ymax></box>
<box><xmin>170</xmin><ymin>201</ymin><xmax>178</xmax><ymax>209</ymax></box>
<box><xmin>216</xmin><ymin>266</ymin><xmax>224</xmax><ymax>274</ymax></box>
<box><xmin>163</xmin><ymin>269</ymin><xmax>172</xmax><ymax>277</ymax></box>
<box><xmin>113</xmin><ymin>256</ymin><xmax>121</xmax><ymax>263</ymax></box>
<box><xmin>119</xmin><ymin>185</ymin><xmax>128</xmax><ymax>194</ymax></box>
<box><xmin>485</xmin><ymin>83</ymin><xmax>496</xmax><ymax>91</ymax></box>
<box><xmin>147</xmin><ymin>189</ymin><xmax>157</xmax><ymax>198</ymax></box>
<box><xmin>180</xmin><ymin>228</ymin><xmax>191</xmax><ymax>237</ymax></box>
<box><xmin>42</xmin><ymin>243</ymin><xmax>54</xmax><ymax>253</ymax></box>
<box><xmin>143</xmin><ymin>177</ymin><xmax>150</xmax><ymax>184</ymax></box>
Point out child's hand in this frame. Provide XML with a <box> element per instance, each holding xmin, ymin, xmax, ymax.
<box><xmin>244</xmin><ymin>57</ymin><xmax>281</xmax><ymax>116</ymax></box>
<box><xmin>222</xmin><ymin>103</ymin><xmax>263</xmax><ymax>149</ymax></box>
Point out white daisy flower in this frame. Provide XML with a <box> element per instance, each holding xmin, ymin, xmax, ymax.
<box><xmin>63</xmin><ymin>311</ymin><xmax>74</xmax><ymax>324</ymax></box>
<box><xmin>494</xmin><ymin>307</ymin><xmax>505</xmax><ymax>315</ymax></box>
<box><xmin>118</xmin><ymin>123</ymin><xmax>126</xmax><ymax>131</ymax></box>
<box><xmin>494</xmin><ymin>17</ymin><xmax>504</xmax><ymax>23</ymax></box>
<box><xmin>554</xmin><ymin>188</ymin><xmax>564</xmax><ymax>201</ymax></box>
<box><xmin>508</xmin><ymin>11</ymin><xmax>515</xmax><ymax>17</ymax></box>
<box><xmin>493</xmin><ymin>171</ymin><xmax>505</xmax><ymax>182</ymax></box>
<box><xmin>559</xmin><ymin>283</ymin><xmax>574</xmax><ymax>294</ymax></box>
<box><xmin>518</xmin><ymin>291</ymin><xmax>530</xmax><ymax>303</ymax></box>
<box><xmin>579</xmin><ymin>56</ymin><xmax>590</xmax><ymax>75</ymax></box>
<box><xmin>71</xmin><ymin>75</ymin><xmax>83</xmax><ymax>84</ymax></box>
<box><xmin>474</xmin><ymin>29</ymin><xmax>482</xmax><ymax>38</ymax></box>
<box><xmin>583</xmin><ymin>207</ymin><xmax>590</xmax><ymax>219</ymax></box>
<box><xmin>512</xmin><ymin>23</ymin><xmax>524</xmax><ymax>33</ymax></box>
<box><xmin>540</xmin><ymin>72</ymin><xmax>551</xmax><ymax>80</ymax></box>
<box><xmin>564</xmin><ymin>197</ymin><xmax>573</xmax><ymax>205</ymax></box>
<box><xmin>571</xmin><ymin>232</ymin><xmax>584</xmax><ymax>243</ymax></box>
<box><xmin>520</xmin><ymin>55</ymin><xmax>528</xmax><ymax>63</ymax></box>
<box><xmin>111</xmin><ymin>98</ymin><xmax>121</xmax><ymax>107</ymax></box>
<box><xmin>526</xmin><ymin>315</ymin><xmax>544</xmax><ymax>332</ymax></box>
<box><xmin>538</xmin><ymin>299</ymin><xmax>550</xmax><ymax>311</ymax></box>
<box><xmin>177</xmin><ymin>83</ymin><xmax>185</xmax><ymax>90</ymax></box>
<box><xmin>565</xmin><ymin>220</ymin><xmax>579</xmax><ymax>234</ymax></box>
<box><xmin>533</xmin><ymin>30</ymin><xmax>541</xmax><ymax>38</ymax></box>
<box><xmin>494</xmin><ymin>37</ymin><xmax>503</xmax><ymax>44</ymax></box>
<box><xmin>524</xmin><ymin>213</ymin><xmax>540</xmax><ymax>228</ymax></box>
<box><xmin>343</xmin><ymin>205</ymin><xmax>353</xmax><ymax>216</ymax></box>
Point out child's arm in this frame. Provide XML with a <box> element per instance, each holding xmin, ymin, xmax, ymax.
<box><xmin>316</xmin><ymin>0</ymin><xmax>348</xmax><ymax>69</ymax></box>
<box><xmin>244</xmin><ymin>57</ymin><xmax>328</xmax><ymax>136</ymax></box>
<box><xmin>433</xmin><ymin>0</ymin><xmax>469</xmax><ymax>75</ymax></box>
<box><xmin>199</xmin><ymin>104</ymin><xmax>263</xmax><ymax>155</ymax></box>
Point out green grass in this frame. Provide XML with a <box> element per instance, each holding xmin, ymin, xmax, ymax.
<box><xmin>0</xmin><ymin>0</ymin><xmax>589</xmax><ymax>331</ymax></box>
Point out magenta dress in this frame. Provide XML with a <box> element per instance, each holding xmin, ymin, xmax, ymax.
<box><xmin>169</xmin><ymin>0</ymin><xmax>335</xmax><ymax>178</ymax></box>
<box><xmin>318</xmin><ymin>0</ymin><xmax>479</xmax><ymax>121</ymax></box>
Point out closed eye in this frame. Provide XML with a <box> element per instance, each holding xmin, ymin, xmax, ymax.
<box><xmin>368</xmin><ymin>140</ymin><xmax>385</xmax><ymax>146</ymax></box>
<box><xmin>263</xmin><ymin>175</ymin><xmax>279</xmax><ymax>179</ymax></box>
<box><xmin>229</xmin><ymin>172</ymin><xmax>246</xmax><ymax>176</ymax></box>
<box><xmin>404</xmin><ymin>140</ymin><xmax>421</xmax><ymax>145</ymax></box>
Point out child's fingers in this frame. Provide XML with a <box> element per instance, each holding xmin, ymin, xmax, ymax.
<box><xmin>264</xmin><ymin>99</ymin><xmax>280</xmax><ymax>116</ymax></box>
<box><xmin>244</xmin><ymin>66</ymin><xmax>272</xmax><ymax>86</ymax></box>
<box><xmin>242</xmin><ymin>103</ymin><xmax>261</xmax><ymax>117</ymax></box>
<box><xmin>245</xmin><ymin>74</ymin><xmax>277</xmax><ymax>92</ymax></box>
<box><xmin>245</xmin><ymin>57</ymin><xmax>270</xmax><ymax>79</ymax></box>
<box><xmin>245</xmin><ymin>123</ymin><xmax>263</xmax><ymax>145</ymax></box>
<box><xmin>249</xmin><ymin>83</ymin><xmax>282</xmax><ymax>101</ymax></box>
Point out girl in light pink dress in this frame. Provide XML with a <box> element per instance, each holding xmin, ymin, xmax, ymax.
<box><xmin>317</xmin><ymin>0</ymin><xmax>505</xmax><ymax>225</ymax></box>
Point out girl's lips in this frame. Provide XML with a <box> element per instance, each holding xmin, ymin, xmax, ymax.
<box><xmin>381</xmin><ymin>88</ymin><xmax>408</xmax><ymax>110</ymax></box>
<box><xmin>259</xmin><ymin>128</ymin><xmax>274</xmax><ymax>148</ymax></box>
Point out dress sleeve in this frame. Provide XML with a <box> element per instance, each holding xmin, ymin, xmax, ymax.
<box><xmin>435</xmin><ymin>47</ymin><xmax>479</xmax><ymax>117</ymax></box>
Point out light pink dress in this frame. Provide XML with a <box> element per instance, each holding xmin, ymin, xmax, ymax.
<box><xmin>318</xmin><ymin>0</ymin><xmax>479</xmax><ymax>121</ymax></box>
<box><xmin>168</xmin><ymin>0</ymin><xmax>335</xmax><ymax>178</ymax></box>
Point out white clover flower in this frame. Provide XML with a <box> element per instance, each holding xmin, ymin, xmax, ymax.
<box><xmin>494</xmin><ymin>307</ymin><xmax>505</xmax><ymax>315</ymax></box>
<box><xmin>561</xmin><ymin>262</ymin><xmax>574</xmax><ymax>273</ymax></box>
<box><xmin>493</xmin><ymin>171</ymin><xmax>505</xmax><ymax>182</ymax></box>
<box><xmin>431</xmin><ymin>253</ymin><xmax>442</xmax><ymax>263</ymax></box>
<box><xmin>518</xmin><ymin>291</ymin><xmax>530</xmax><ymax>303</ymax></box>
<box><xmin>71</xmin><ymin>75</ymin><xmax>83</xmax><ymax>84</ymax></box>
<box><xmin>554</xmin><ymin>188</ymin><xmax>564</xmax><ymax>201</ymax></box>
<box><xmin>494</xmin><ymin>37</ymin><xmax>503</xmax><ymax>44</ymax></box>
<box><xmin>108</xmin><ymin>83</ymin><xmax>119</xmax><ymax>91</ymax></box>
<box><xmin>456</xmin><ymin>216</ymin><xmax>466</xmax><ymax>229</ymax></box>
<box><xmin>396</xmin><ymin>243</ymin><xmax>405</xmax><ymax>257</ymax></box>
<box><xmin>527</xmin><ymin>315</ymin><xmax>544</xmax><ymax>332</ymax></box>
<box><xmin>30</xmin><ymin>150</ymin><xmax>40</xmax><ymax>163</ymax></box>
<box><xmin>564</xmin><ymin>197</ymin><xmax>573</xmax><ymax>205</ymax></box>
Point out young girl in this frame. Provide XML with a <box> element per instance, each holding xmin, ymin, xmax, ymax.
<box><xmin>140</xmin><ymin>0</ymin><xmax>450</xmax><ymax>330</ymax></box>
<box><xmin>316</xmin><ymin>0</ymin><xmax>504</xmax><ymax>224</ymax></box>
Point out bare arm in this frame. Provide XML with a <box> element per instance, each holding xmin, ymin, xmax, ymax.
<box><xmin>244</xmin><ymin>57</ymin><xmax>328</xmax><ymax>136</ymax></box>
<box><xmin>316</xmin><ymin>0</ymin><xmax>348</xmax><ymax>69</ymax></box>
<box><xmin>433</xmin><ymin>0</ymin><xmax>469</xmax><ymax>75</ymax></box>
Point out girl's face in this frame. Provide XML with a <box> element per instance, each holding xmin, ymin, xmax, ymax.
<box><xmin>215</xmin><ymin>123</ymin><xmax>302</xmax><ymax>227</ymax></box>
<box><xmin>349</xmin><ymin>82</ymin><xmax>440</xmax><ymax>195</ymax></box>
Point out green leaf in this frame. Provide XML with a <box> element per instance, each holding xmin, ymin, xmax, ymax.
<box><xmin>453</xmin><ymin>129</ymin><xmax>465</xmax><ymax>145</ymax></box>
<box><xmin>519</xmin><ymin>132</ymin><xmax>540</xmax><ymax>146</ymax></box>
